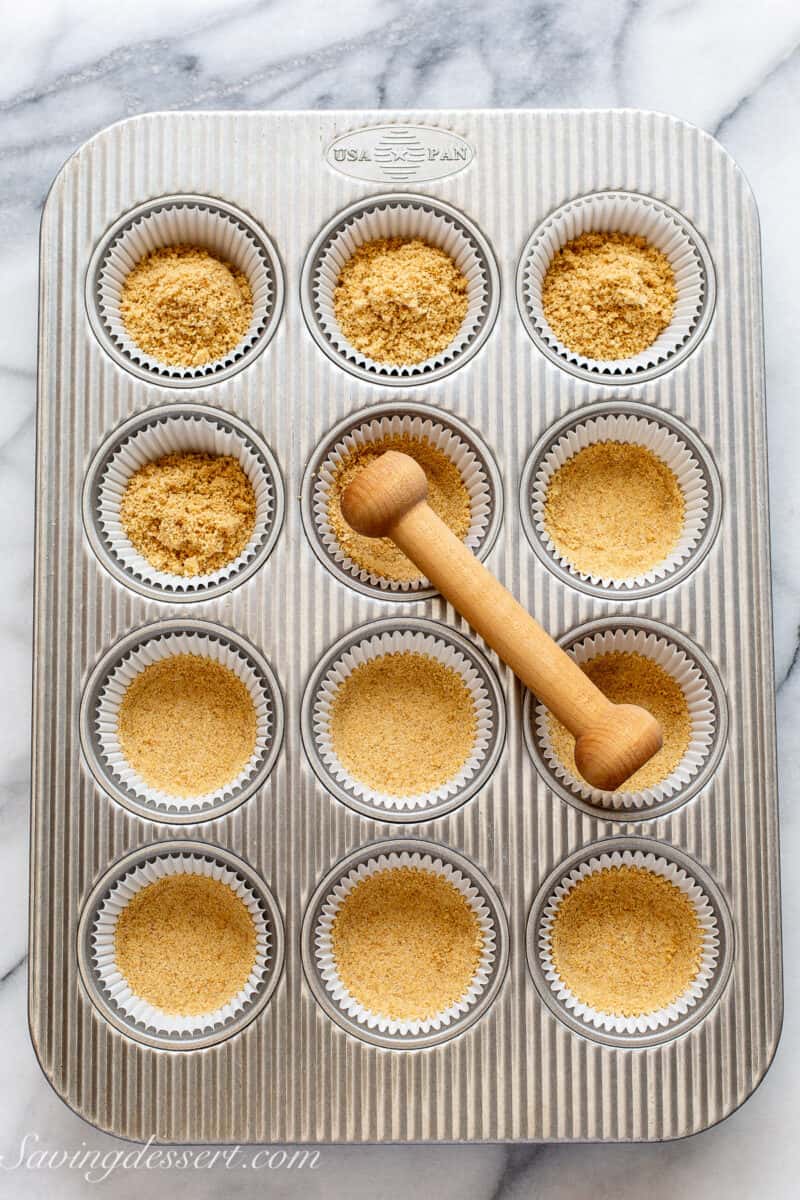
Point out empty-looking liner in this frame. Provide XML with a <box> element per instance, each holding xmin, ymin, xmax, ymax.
<box><xmin>314</xmin><ymin>849</ymin><xmax>497</xmax><ymax>1038</ymax></box>
<box><xmin>89</xmin><ymin>852</ymin><xmax>272</xmax><ymax>1039</ymax></box>
<box><xmin>537</xmin><ymin>848</ymin><xmax>719</xmax><ymax>1036</ymax></box>
<box><xmin>520</xmin><ymin>191</ymin><xmax>709</xmax><ymax>378</ymax></box>
<box><xmin>94</xmin><ymin>630</ymin><xmax>274</xmax><ymax>815</ymax></box>
<box><xmin>530</xmin><ymin>411</ymin><xmax>710</xmax><ymax>590</ymax></box>
<box><xmin>533</xmin><ymin>627</ymin><xmax>716</xmax><ymax>811</ymax></box>
<box><xmin>310</xmin><ymin>627</ymin><xmax>495</xmax><ymax>812</ymax></box>
<box><xmin>94</xmin><ymin>197</ymin><xmax>279</xmax><ymax>382</ymax></box>
<box><xmin>313</xmin><ymin>411</ymin><xmax>493</xmax><ymax>593</ymax></box>
<box><xmin>310</xmin><ymin>197</ymin><xmax>492</xmax><ymax>379</ymax></box>
<box><xmin>94</xmin><ymin>410</ymin><xmax>278</xmax><ymax>596</ymax></box>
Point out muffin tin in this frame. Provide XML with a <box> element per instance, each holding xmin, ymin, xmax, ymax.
<box><xmin>31</xmin><ymin>109</ymin><xmax>781</xmax><ymax>1143</ymax></box>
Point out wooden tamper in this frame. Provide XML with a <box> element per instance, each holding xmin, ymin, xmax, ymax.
<box><xmin>341</xmin><ymin>450</ymin><xmax>662</xmax><ymax>791</ymax></box>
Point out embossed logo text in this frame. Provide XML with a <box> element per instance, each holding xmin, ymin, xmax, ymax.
<box><xmin>326</xmin><ymin>125</ymin><xmax>474</xmax><ymax>183</ymax></box>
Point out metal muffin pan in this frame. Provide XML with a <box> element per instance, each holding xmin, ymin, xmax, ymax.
<box><xmin>31</xmin><ymin>109</ymin><xmax>780</xmax><ymax>1144</ymax></box>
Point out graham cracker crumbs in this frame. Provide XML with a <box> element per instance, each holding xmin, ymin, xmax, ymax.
<box><xmin>120</xmin><ymin>451</ymin><xmax>257</xmax><ymax>577</ymax></box>
<box><xmin>328</xmin><ymin>434</ymin><xmax>471</xmax><ymax>582</ymax></box>
<box><xmin>120</xmin><ymin>244</ymin><xmax>253</xmax><ymax>367</ymax></box>
<box><xmin>541</xmin><ymin>232</ymin><xmax>677</xmax><ymax>360</ymax></box>
<box><xmin>543</xmin><ymin>441</ymin><xmax>685</xmax><ymax>579</ymax></box>
<box><xmin>331</xmin><ymin>866</ymin><xmax>483</xmax><ymax>1021</ymax></box>
<box><xmin>114</xmin><ymin>874</ymin><xmax>257</xmax><ymax>1016</ymax></box>
<box><xmin>333</xmin><ymin>237</ymin><xmax>469</xmax><ymax>365</ymax></box>
<box><xmin>117</xmin><ymin>654</ymin><xmax>257</xmax><ymax>797</ymax></box>
<box><xmin>329</xmin><ymin>651</ymin><xmax>477</xmax><ymax>797</ymax></box>
<box><xmin>547</xmin><ymin>651</ymin><xmax>691</xmax><ymax>792</ymax></box>
<box><xmin>551</xmin><ymin>865</ymin><xmax>702</xmax><ymax>1016</ymax></box>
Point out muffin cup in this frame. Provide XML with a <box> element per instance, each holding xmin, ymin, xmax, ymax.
<box><xmin>310</xmin><ymin>196</ymin><xmax>492</xmax><ymax>379</ymax></box>
<box><xmin>93</xmin><ymin>629</ymin><xmax>275</xmax><ymax>815</ymax></box>
<box><xmin>529</xmin><ymin>410</ymin><xmax>710</xmax><ymax>590</ymax></box>
<box><xmin>93</xmin><ymin>408</ymin><xmax>278</xmax><ymax>596</ymax></box>
<box><xmin>310</xmin><ymin>627</ymin><xmax>495</xmax><ymax>812</ymax></box>
<box><xmin>519</xmin><ymin>191</ymin><xmax>710</xmax><ymax>379</ymax></box>
<box><xmin>314</xmin><ymin>849</ymin><xmax>497</xmax><ymax>1038</ymax></box>
<box><xmin>537</xmin><ymin>848</ymin><xmax>720</xmax><ymax>1036</ymax></box>
<box><xmin>93</xmin><ymin>196</ymin><xmax>280</xmax><ymax>382</ymax></box>
<box><xmin>533</xmin><ymin>626</ymin><xmax>717</xmax><ymax>811</ymax></box>
<box><xmin>312</xmin><ymin>411</ymin><xmax>493</xmax><ymax>593</ymax></box>
<box><xmin>89</xmin><ymin>851</ymin><xmax>272</xmax><ymax>1040</ymax></box>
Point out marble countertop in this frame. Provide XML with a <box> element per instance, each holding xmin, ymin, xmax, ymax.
<box><xmin>3</xmin><ymin>1</ymin><xmax>799</xmax><ymax>1195</ymax></box>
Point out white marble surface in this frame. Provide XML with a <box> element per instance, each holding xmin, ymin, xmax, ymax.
<box><xmin>2</xmin><ymin>0</ymin><xmax>800</xmax><ymax>1194</ymax></box>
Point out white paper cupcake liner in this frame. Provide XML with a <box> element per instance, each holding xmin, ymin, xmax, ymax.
<box><xmin>521</xmin><ymin>192</ymin><xmax>707</xmax><ymax>376</ymax></box>
<box><xmin>95</xmin><ymin>631</ymin><xmax>274</xmax><ymax>814</ymax></box>
<box><xmin>314</xmin><ymin>850</ymin><xmax>497</xmax><ymax>1037</ymax></box>
<box><xmin>530</xmin><ymin>412</ymin><xmax>709</xmax><ymax>589</ymax></box>
<box><xmin>90</xmin><ymin>852</ymin><xmax>271</xmax><ymax>1038</ymax></box>
<box><xmin>96</xmin><ymin>198</ymin><xmax>276</xmax><ymax>380</ymax></box>
<box><xmin>311</xmin><ymin>629</ymin><xmax>495</xmax><ymax>812</ymax></box>
<box><xmin>312</xmin><ymin>199</ymin><xmax>489</xmax><ymax>377</ymax></box>
<box><xmin>313</xmin><ymin>412</ymin><xmax>492</xmax><ymax>592</ymax></box>
<box><xmin>534</xmin><ymin>627</ymin><xmax>716</xmax><ymax>810</ymax></box>
<box><xmin>95</xmin><ymin>412</ymin><xmax>276</xmax><ymax>594</ymax></box>
<box><xmin>538</xmin><ymin>849</ymin><xmax>720</xmax><ymax>1035</ymax></box>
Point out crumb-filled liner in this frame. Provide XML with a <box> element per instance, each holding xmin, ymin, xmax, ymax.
<box><xmin>94</xmin><ymin>630</ymin><xmax>273</xmax><ymax>815</ymax></box>
<box><xmin>521</xmin><ymin>192</ymin><xmax>707</xmax><ymax>376</ymax></box>
<box><xmin>533</xmin><ymin>627</ymin><xmax>716</xmax><ymax>810</ymax></box>
<box><xmin>530</xmin><ymin>412</ymin><xmax>710</xmax><ymax>589</ymax></box>
<box><xmin>95</xmin><ymin>412</ymin><xmax>276</xmax><ymax>595</ymax></box>
<box><xmin>314</xmin><ymin>850</ymin><xmax>497</xmax><ymax>1037</ymax></box>
<box><xmin>312</xmin><ymin>200</ymin><xmax>490</xmax><ymax>377</ymax></box>
<box><xmin>96</xmin><ymin>199</ymin><xmax>275</xmax><ymax>380</ymax></box>
<box><xmin>538</xmin><ymin>848</ymin><xmax>720</xmax><ymax>1036</ymax></box>
<box><xmin>313</xmin><ymin>412</ymin><xmax>493</xmax><ymax>592</ymax></box>
<box><xmin>89</xmin><ymin>852</ymin><xmax>271</xmax><ymax>1038</ymax></box>
<box><xmin>311</xmin><ymin>628</ymin><xmax>495</xmax><ymax>812</ymax></box>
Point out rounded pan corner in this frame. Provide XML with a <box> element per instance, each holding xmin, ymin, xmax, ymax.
<box><xmin>40</xmin><ymin>113</ymin><xmax>167</xmax><ymax>237</ymax></box>
<box><xmin>633</xmin><ymin>106</ymin><xmax>762</xmax><ymax>225</ymax></box>
<box><xmin>653</xmin><ymin>999</ymin><xmax>784</xmax><ymax>1145</ymax></box>
<box><xmin>27</xmin><ymin>1004</ymin><xmax>140</xmax><ymax>1143</ymax></box>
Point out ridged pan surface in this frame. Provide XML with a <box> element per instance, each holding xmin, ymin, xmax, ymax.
<box><xmin>31</xmin><ymin>109</ymin><xmax>781</xmax><ymax>1143</ymax></box>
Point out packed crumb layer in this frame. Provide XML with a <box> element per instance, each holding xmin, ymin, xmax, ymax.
<box><xmin>114</xmin><ymin>874</ymin><xmax>257</xmax><ymax>1016</ymax></box>
<box><xmin>550</xmin><ymin>865</ymin><xmax>703</xmax><ymax>1016</ymax></box>
<box><xmin>547</xmin><ymin>651</ymin><xmax>691</xmax><ymax>792</ymax></box>
<box><xmin>330</xmin><ymin>866</ymin><xmax>484</xmax><ymax>1021</ymax></box>
<box><xmin>120</xmin><ymin>244</ymin><xmax>253</xmax><ymax>367</ymax></box>
<box><xmin>541</xmin><ymin>232</ymin><xmax>677</xmax><ymax>360</ymax></box>
<box><xmin>117</xmin><ymin>654</ymin><xmax>257</xmax><ymax>797</ymax></box>
<box><xmin>119</xmin><ymin>451</ymin><xmax>257</xmax><ymax>577</ymax></box>
<box><xmin>327</xmin><ymin>434</ymin><xmax>472</xmax><ymax>582</ymax></box>
<box><xmin>333</xmin><ymin>237</ymin><xmax>469</xmax><ymax>365</ymax></box>
<box><xmin>543</xmin><ymin>441</ymin><xmax>685</xmax><ymax>579</ymax></box>
<box><xmin>329</xmin><ymin>651</ymin><xmax>477</xmax><ymax>797</ymax></box>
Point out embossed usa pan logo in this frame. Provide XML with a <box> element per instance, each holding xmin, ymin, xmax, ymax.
<box><xmin>326</xmin><ymin>125</ymin><xmax>474</xmax><ymax>183</ymax></box>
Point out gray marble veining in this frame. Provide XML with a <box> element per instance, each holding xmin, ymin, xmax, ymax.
<box><xmin>2</xmin><ymin>1</ymin><xmax>800</xmax><ymax>1196</ymax></box>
